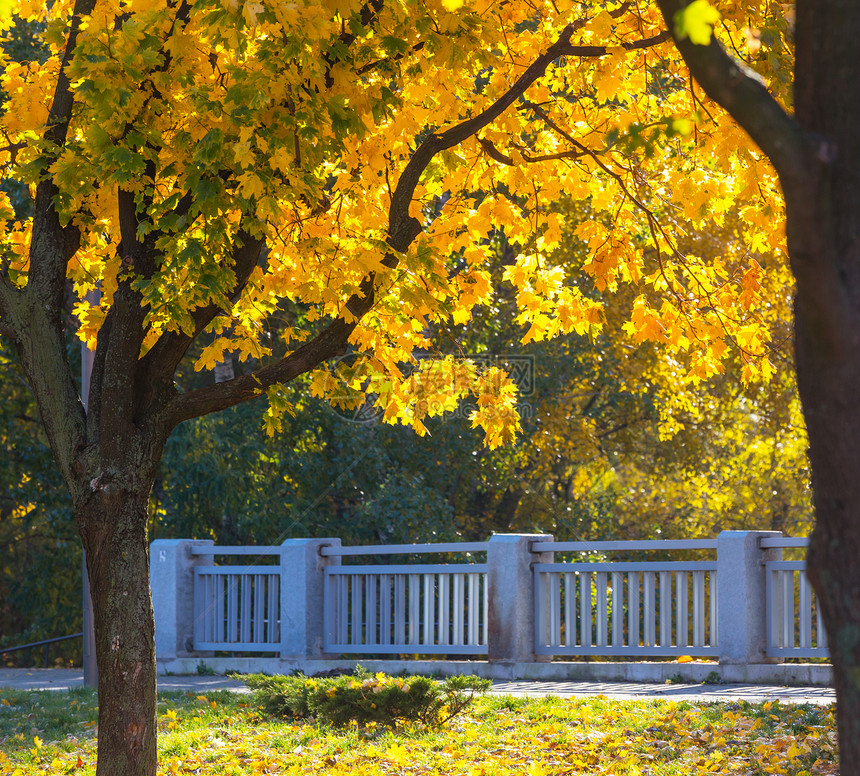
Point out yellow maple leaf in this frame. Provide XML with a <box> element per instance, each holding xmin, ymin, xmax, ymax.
<box><xmin>0</xmin><ymin>0</ymin><xmax>14</xmax><ymax>29</ymax></box>
<box><xmin>441</xmin><ymin>0</ymin><xmax>465</xmax><ymax>11</ymax></box>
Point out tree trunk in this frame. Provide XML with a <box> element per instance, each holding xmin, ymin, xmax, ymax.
<box><xmin>795</xmin><ymin>312</ymin><xmax>860</xmax><ymax>769</ymax></box>
<box><xmin>78</xmin><ymin>483</ymin><xmax>158</xmax><ymax>776</ymax></box>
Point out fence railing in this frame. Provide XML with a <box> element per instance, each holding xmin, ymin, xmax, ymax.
<box><xmin>0</xmin><ymin>633</ymin><xmax>84</xmax><ymax>668</ymax></box>
<box><xmin>761</xmin><ymin>537</ymin><xmax>827</xmax><ymax>658</ymax></box>
<box><xmin>192</xmin><ymin>552</ymin><xmax>281</xmax><ymax>652</ymax></box>
<box><xmin>150</xmin><ymin>531</ymin><xmax>829</xmax><ymax>667</ymax></box>
<box><xmin>533</xmin><ymin>540</ymin><xmax>718</xmax><ymax>658</ymax></box>
<box><xmin>321</xmin><ymin>541</ymin><xmax>488</xmax><ymax>654</ymax></box>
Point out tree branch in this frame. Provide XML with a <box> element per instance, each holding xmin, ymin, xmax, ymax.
<box><xmin>477</xmin><ymin>136</ymin><xmax>587</xmax><ymax>166</ymax></box>
<box><xmin>164</xmin><ymin>20</ymin><xmax>601</xmax><ymax>427</ymax></box>
<box><xmin>559</xmin><ymin>29</ymin><xmax>672</xmax><ymax>57</ymax></box>
<box><xmin>389</xmin><ymin>19</ymin><xmax>589</xmax><ymax>241</ymax></box>
<box><xmin>28</xmin><ymin>0</ymin><xmax>97</xmax><ymax>309</ymax></box>
<box><xmin>653</xmin><ymin>0</ymin><xmax>806</xmax><ymax>186</ymax></box>
<box><xmin>137</xmin><ymin>227</ymin><xmax>265</xmax><ymax>406</ymax></box>
<box><xmin>653</xmin><ymin>1</ymin><xmax>856</xmax><ymax>356</ymax></box>
<box><xmin>323</xmin><ymin>0</ymin><xmax>385</xmax><ymax>87</ymax></box>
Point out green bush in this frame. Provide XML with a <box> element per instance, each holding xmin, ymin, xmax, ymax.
<box><xmin>242</xmin><ymin>667</ymin><xmax>490</xmax><ymax>728</ymax></box>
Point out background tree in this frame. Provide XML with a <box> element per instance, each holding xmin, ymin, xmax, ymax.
<box><xmin>0</xmin><ymin>1</ymin><xmax>798</xmax><ymax>774</ymax></box>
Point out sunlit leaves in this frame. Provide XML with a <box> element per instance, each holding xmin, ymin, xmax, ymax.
<box><xmin>0</xmin><ymin>0</ymin><xmax>13</xmax><ymax>31</ymax></box>
<box><xmin>0</xmin><ymin>0</ymin><xmax>793</xmax><ymax>445</ymax></box>
<box><xmin>674</xmin><ymin>0</ymin><xmax>721</xmax><ymax>46</ymax></box>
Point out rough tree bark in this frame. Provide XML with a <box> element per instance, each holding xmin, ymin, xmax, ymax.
<box><xmin>79</xmin><ymin>485</ymin><xmax>159</xmax><ymax>776</ymax></box>
<box><xmin>654</xmin><ymin>1</ymin><xmax>860</xmax><ymax>771</ymax></box>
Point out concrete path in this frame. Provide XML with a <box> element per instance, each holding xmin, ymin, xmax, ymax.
<box><xmin>0</xmin><ymin>669</ymin><xmax>835</xmax><ymax>705</ymax></box>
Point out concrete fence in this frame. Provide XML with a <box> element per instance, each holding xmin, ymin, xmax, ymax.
<box><xmin>150</xmin><ymin>531</ymin><xmax>832</xmax><ymax>685</ymax></box>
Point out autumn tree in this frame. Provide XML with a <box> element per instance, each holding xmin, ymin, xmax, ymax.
<box><xmin>0</xmin><ymin>0</ymin><xmax>791</xmax><ymax>774</ymax></box>
<box><xmin>654</xmin><ymin>0</ymin><xmax>860</xmax><ymax>770</ymax></box>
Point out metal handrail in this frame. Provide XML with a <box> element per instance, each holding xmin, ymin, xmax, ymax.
<box><xmin>0</xmin><ymin>633</ymin><xmax>83</xmax><ymax>668</ymax></box>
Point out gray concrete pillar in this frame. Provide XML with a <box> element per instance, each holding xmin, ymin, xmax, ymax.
<box><xmin>150</xmin><ymin>539</ymin><xmax>214</xmax><ymax>660</ymax></box>
<box><xmin>717</xmin><ymin>530</ymin><xmax>783</xmax><ymax>664</ymax></box>
<box><xmin>280</xmin><ymin>538</ymin><xmax>341</xmax><ymax>658</ymax></box>
<box><xmin>487</xmin><ymin>533</ymin><xmax>553</xmax><ymax>663</ymax></box>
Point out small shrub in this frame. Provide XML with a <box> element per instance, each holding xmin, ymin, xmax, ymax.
<box><xmin>243</xmin><ymin>666</ymin><xmax>490</xmax><ymax>728</ymax></box>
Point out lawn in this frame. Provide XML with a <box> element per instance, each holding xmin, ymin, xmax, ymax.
<box><xmin>0</xmin><ymin>684</ymin><xmax>838</xmax><ymax>775</ymax></box>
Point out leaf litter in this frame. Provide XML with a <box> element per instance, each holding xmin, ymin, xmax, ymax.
<box><xmin>0</xmin><ymin>689</ymin><xmax>838</xmax><ymax>775</ymax></box>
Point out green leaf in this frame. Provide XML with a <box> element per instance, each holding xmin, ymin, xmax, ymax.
<box><xmin>674</xmin><ymin>0</ymin><xmax>720</xmax><ymax>46</ymax></box>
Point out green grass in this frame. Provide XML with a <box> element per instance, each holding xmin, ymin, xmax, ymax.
<box><xmin>0</xmin><ymin>685</ymin><xmax>839</xmax><ymax>775</ymax></box>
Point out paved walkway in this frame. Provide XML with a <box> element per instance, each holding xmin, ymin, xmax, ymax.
<box><xmin>0</xmin><ymin>669</ymin><xmax>835</xmax><ymax>705</ymax></box>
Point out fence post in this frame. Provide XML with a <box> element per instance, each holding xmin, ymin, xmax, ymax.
<box><xmin>280</xmin><ymin>538</ymin><xmax>342</xmax><ymax>658</ymax></box>
<box><xmin>487</xmin><ymin>533</ymin><xmax>553</xmax><ymax>664</ymax></box>
<box><xmin>716</xmin><ymin>530</ymin><xmax>783</xmax><ymax>664</ymax></box>
<box><xmin>150</xmin><ymin>539</ymin><xmax>214</xmax><ymax>661</ymax></box>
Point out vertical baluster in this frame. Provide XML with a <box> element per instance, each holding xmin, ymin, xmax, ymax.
<box><xmin>202</xmin><ymin>574</ymin><xmax>215</xmax><ymax>641</ymax></box>
<box><xmin>643</xmin><ymin>572</ymin><xmax>655</xmax><ymax>647</ymax></box>
<box><xmin>208</xmin><ymin>574</ymin><xmax>217</xmax><ymax>645</ymax></box>
<box><xmin>394</xmin><ymin>575</ymin><xmax>406</xmax><ymax>646</ymax></box>
<box><xmin>482</xmin><ymin>572</ymin><xmax>489</xmax><ymax>647</ymax></box>
<box><xmin>595</xmin><ymin>572</ymin><xmax>608</xmax><ymax>647</ymax></box>
<box><xmin>692</xmin><ymin>571</ymin><xmax>705</xmax><ymax>647</ymax></box>
<box><xmin>322</xmin><ymin>571</ymin><xmax>332</xmax><ymax>651</ymax></box>
<box><xmin>551</xmin><ymin>572</ymin><xmax>563</xmax><ymax>648</ymax></box>
<box><xmin>409</xmin><ymin>574</ymin><xmax>420</xmax><ymax>645</ymax></box>
<box><xmin>241</xmin><ymin>574</ymin><xmax>251</xmax><ymax>644</ymax></box>
<box><xmin>366</xmin><ymin>574</ymin><xmax>377</xmax><ymax>646</ymax></box>
<box><xmin>380</xmin><ymin>574</ymin><xmax>391</xmax><ymax>645</ymax></box>
<box><xmin>212</xmin><ymin>574</ymin><xmax>219</xmax><ymax>644</ymax></box>
<box><xmin>611</xmin><ymin>571</ymin><xmax>623</xmax><ymax>647</ymax></box>
<box><xmin>467</xmin><ymin>573</ymin><xmax>479</xmax><ymax>645</ymax></box>
<box><xmin>799</xmin><ymin>571</ymin><xmax>812</xmax><ymax>649</ymax></box>
<box><xmin>782</xmin><ymin>570</ymin><xmax>794</xmax><ymax>648</ymax></box>
<box><xmin>580</xmin><ymin>572</ymin><xmax>592</xmax><ymax>648</ymax></box>
<box><xmin>253</xmin><ymin>575</ymin><xmax>263</xmax><ymax>643</ymax></box>
<box><xmin>659</xmin><ymin>571</ymin><xmax>671</xmax><ymax>647</ymax></box>
<box><xmin>817</xmin><ymin>596</ymin><xmax>828</xmax><ymax>650</ymax></box>
<box><xmin>351</xmin><ymin>575</ymin><xmax>363</xmax><ymax>646</ymax></box>
<box><xmin>452</xmin><ymin>574</ymin><xmax>464</xmax><ymax>646</ymax></box>
<box><xmin>193</xmin><ymin>572</ymin><xmax>203</xmax><ymax>649</ymax></box>
<box><xmin>229</xmin><ymin>574</ymin><xmax>239</xmax><ymax>643</ymax></box>
<box><xmin>206</xmin><ymin>574</ymin><xmax>218</xmax><ymax>641</ymax></box>
<box><xmin>628</xmin><ymin>572</ymin><xmax>640</xmax><ymax>650</ymax></box>
<box><xmin>438</xmin><ymin>574</ymin><xmax>450</xmax><ymax>646</ymax></box>
<box><xmin>534</xmin><ymin>570</ymin><xmax>547</xmax><ymax>649</ymax></box>
<box><xmin>423</xmin><ymin>574</ymin><xmax>434</xmax><ymax>647</ymax></box>
<box><xmin>676</xmin><ymin>571</ymin><xmax>688</xmax><ymax>649</ymax></box>
<box><xmin>767</xmin><ymin>569</ymin><xmax>785</xmax><ymax>648</ymax></box>
<box><xmin>338</xmin><ymin>575</ymin><xmax>348</xmax><ymax>645</ymax></box>
<box><xmin>215</xmin><ymin>574</ymin><xmax>225</xmax><ymax>645</ymax></box>
<box><xmin>710</xmin><ymin>571</ymin><xmax>718</xmax><ymax>647</ymax></box>
<box><xmin>269</xmin><ymin>573</ymin><xmax>280</xmax><ymax>643</ymax></box>
<box><xmin>564</xmin><ymin>572</ymin><xmax>576</xmax><ymax>647</ymax></box>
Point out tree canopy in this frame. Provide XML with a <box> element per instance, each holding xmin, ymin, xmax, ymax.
<box><xmin>0</xmin><ymin>0</ymin><xmax>790</xmax><ymax>431</ymax></box>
